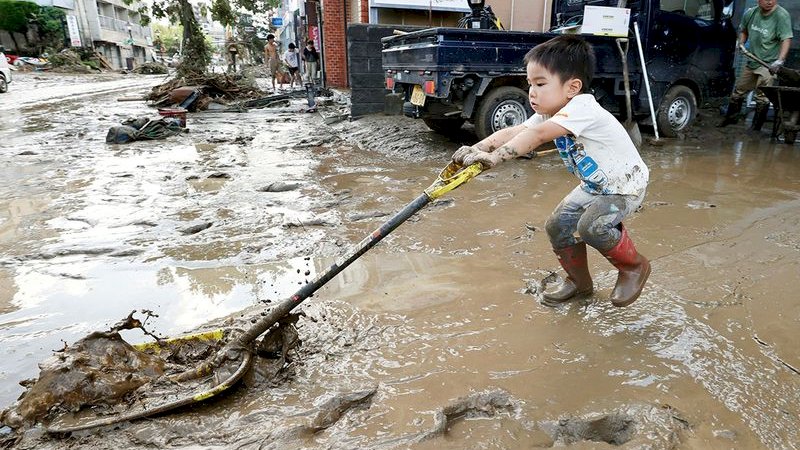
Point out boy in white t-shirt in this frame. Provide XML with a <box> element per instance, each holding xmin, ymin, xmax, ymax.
<box><xmin>282</xmin><ymin>43</ymin><xmax>302</xmax><ymax>89</ymax></box>
<box><xmin>453</xmin><ymin>35</ymin><xmax>650</xmax><ymax>307</ymax></box>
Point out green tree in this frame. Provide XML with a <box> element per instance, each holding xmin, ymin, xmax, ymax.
<box><xmin>32</xmin><ymin>5</ymin><xmax>66</xmax><ymax>54</ymax></box>
<box><xmin>130</xmin><ymin>0</ymin><xmax>281</xmax><ymax>76</ymax></box>
<box><xmin>151</xmin><ymin>22</ymin><xmax>183</xmax><ymax>56</ymax></box>
<box><xmin>0</xmin><ymin>0</ymin><xmax>40</xmax><ymax>52</ymax></box>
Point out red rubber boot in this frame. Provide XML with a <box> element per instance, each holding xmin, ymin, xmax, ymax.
<box><xmin>601</xmin><ymin>224</ymin><xmax>650</xmax><ymax>307</ymax></box>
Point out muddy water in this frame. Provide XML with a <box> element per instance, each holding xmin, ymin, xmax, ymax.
<box><xmin>1</xmin><ymin>72</ymin><xmax>799</xmax><ymax>449</ymax></box>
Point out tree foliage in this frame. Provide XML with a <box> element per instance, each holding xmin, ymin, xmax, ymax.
<box><xmin>151</xmin><ymin>22</ymin><xmax>183</xmax><ymax>56</ymax></box>
<box><xmin>0</xmin><ymin>0</ymin><xmax>40</xmax><ymax>34</ymax></box>
<box><xmin>34</xmin><ymin>5</ymin><xmax>67</xmax><ymax>52</ymax></box>
<box><xmin>129</xmin><ymin>0</ymin><xmax>280</xmax><ymax>76</ymax></box>
<box><xmin>0</xmin><ymin>0</ymin><xmax>65</xmax><ymax>54</ymax></box>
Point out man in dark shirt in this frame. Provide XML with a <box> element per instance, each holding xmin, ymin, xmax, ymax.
<box><xmin>302</xmin><ymin>40</ymin><xmax>320</xmax><ymax>84</ymax></box>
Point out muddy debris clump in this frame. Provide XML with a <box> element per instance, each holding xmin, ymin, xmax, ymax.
<box><xmin>539</xmin><ymin>403</ymin><xmax>690</xmax><ymax>448</ymax></box>
<box><xmin>0</xmin><ymin>312</ymin><xmax>165</xmax><ymax>429</ymax></box>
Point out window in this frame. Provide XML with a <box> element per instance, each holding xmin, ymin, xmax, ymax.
<box><xmin>660</xmin><ymin>0</ymin><xmax>714</xmax><ymax>20</ymax></box>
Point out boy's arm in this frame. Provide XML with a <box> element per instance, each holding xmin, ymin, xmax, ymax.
<box><xmin>463</xmin><ymin>121</ymin><xmax>569</xmax><ymax>168</ymax></box>
<box><xmin>473</xmin><ymin>124</ymin><xmax>526</xmax><ymax>152</ymax></box>
<box><xmin>452</xmin><ymin>124</ymin><xmax>524</xmax><ymax>164</ymax></box>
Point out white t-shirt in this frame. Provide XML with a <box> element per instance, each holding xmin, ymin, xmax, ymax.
<box><xmin>283</xmin><ymin>50</ymin><xmax>299</xmax><ymax>68</ymax></box>
<box><xmin>524</xmin><ymin>94</ymin><xmax>649</xmax><ymax>197</ymax></box>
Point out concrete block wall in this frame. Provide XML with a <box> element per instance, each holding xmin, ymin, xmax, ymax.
<box><xmin>347</xmin><ymin>24</ymin><xmax>421</xmax><ymax>118</ymax></box>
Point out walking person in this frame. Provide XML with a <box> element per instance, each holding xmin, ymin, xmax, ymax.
<box><xmin>717</xmin><ymin>0</ymin><xmax>793</xmax><ymax>130</ymax></box>
<box><xmin>453</xmin><ymin>35</ymin><xmax>651</xmax><ymax>307</ymax></box>
<box><xmin>283</xmin><ymin>43</ymin><xmax>302</xmax><ymax>89</ymax></box>
<box><xmin>264</xmin><ymin>34</ymin><xmax>281</xmax><ymax>91</ymax></box>
<box><xmin>302</xmin><ymin>40</ymin><xmax>320</xmax><ymax>84</ymax></box>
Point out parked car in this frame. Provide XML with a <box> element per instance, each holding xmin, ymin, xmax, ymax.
<box><xmin>0</xmin><ymin>49</ymin><xmax>12</xmax><ymax>93</ymax></box>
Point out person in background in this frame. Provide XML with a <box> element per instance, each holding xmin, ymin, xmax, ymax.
<box><xmin>302</xmin><ymin>40</ymin><xmax>320</xmax><ymax>84</ymax></box>
<box><xmin>283</xmin><ymin>42</ymin><xmax>302</xmax><ymax>89</ymax></box>
<box><xmin>264</xmin><ymin>34</ymin><xmax>281</xmax><ymax>91</ymax></box>
<box><xmin>453</xmin><ymin>35</ymin><xmax>651</xmax><ymax>308</ymax></box>
<box><xmin>717</xmin><ymin>0</ymin><xmax>793</xmax><ymax>130</ymax></box>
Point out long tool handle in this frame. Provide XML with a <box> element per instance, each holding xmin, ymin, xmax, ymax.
<box><xmin>234</xmin><ymin>162</ymin><xmax>483</xmax><ymax>347</ymax></box>
<box><xmin>634</xmin><ymin>22</ymin><xmax>659</xmax><ymax>140</ymax></box>
<box><xmin>739</xmin><ymin>44</ymin><xmax>771</xmax><ymax>70</ymax></box>
<box><xmin>235</xmin><ymin>193</ymin><xmax>431</xmax><ymax>345</ymax></box>
<box><xmin>616</xmin><ymin>38</ymin><xmax>633</xmax><ymax>124</ymax></box>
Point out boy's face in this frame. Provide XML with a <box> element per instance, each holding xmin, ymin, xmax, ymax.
<box><xmin>526</xmin><ymin>62</ymin><xmax>582</xmax><ymax>116</ymax></box>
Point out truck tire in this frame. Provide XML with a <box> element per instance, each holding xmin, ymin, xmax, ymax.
<box><xmin>474</xmin><ymin>86</ymin><xmax>532</xmax><ymax>140</ymax></box>
<box><xmin>657</xmin><ymin>85</ymin><xmax>696</xmax><ymax>137</ymax></box>
<box><xmin>423</xmin><ymin>117</ymin><xmax>466</xmax><ymax>135</ymax></box>
<box><xmin>0</xmin><ymin>74</ymin><xmax>7</xmax><ymax>93</ymax></box>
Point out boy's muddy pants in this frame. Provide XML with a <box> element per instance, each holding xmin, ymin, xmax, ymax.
<box><xmin>543</xmin><ymin>186</ymin><xmax>650</xmax><ymax>307</ymax></box>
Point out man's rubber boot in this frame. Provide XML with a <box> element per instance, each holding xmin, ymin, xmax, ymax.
<box><xmin>601</xmin><ymin>225</ymin><xmax>651</xmax><ymax>307</ymax></box>
<box><xmin>717</xmin><ymin>98</ymin><xmax>743</xmax><ymax>128</ymax></box>
<box><xmin>542</xmin><ymin>241</ymin><xmax>594</xmax><ymax>307</ymax></box>
<box><xmin>750</xmin><ymin>103</ymin><xmax>769</xmax><ymax>131</ymax></box>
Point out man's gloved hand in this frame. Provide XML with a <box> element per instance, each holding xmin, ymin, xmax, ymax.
<box><xmin>463</xmin><ymin>150</ymin><xmax>502</xmax><ymax>169</ymax></box>
<box><xmin>452</xmin><ymin>145</ymin><xmax>480</xmax><ymax>164</ymax></box>
<box><xmin>769</xmin><ymin>59</ymin><xmax>784</xmax><ymax>74</ymax></box>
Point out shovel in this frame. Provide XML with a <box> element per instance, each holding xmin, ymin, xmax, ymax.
<box><xmin>616</xmin><ymin>37</ymin><xmax>642</xmax><ymax>148</ymax></box>
<box><xmin>738</xmin><ymin>43</ymin><xmax>800</xmax><ymax>85</ymax></box>
<box><xmin>44</xmin><ymin>160</ymin><xmax>490</xmax><ymax>433</ymax></box>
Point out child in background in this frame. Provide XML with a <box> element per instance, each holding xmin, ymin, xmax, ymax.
<box><xmin>282</xmin><ymin>43</ymin><xmax>302</xmax><ymax>89</ymax></box>
<box><xmin>453</xmin><ymin>35</ymin><xmax>650</xmax><ymax>307</ymax></box>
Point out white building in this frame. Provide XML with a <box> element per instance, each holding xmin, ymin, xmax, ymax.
<box><xmin>32</xmin><ymin>0</ymin><xmax>153</xmax><ymax>69</ymax></box>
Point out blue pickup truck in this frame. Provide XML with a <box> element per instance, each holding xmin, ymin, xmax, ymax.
<box><xmin>382</xmin><ymin>0</ymin><xmax>742</xmax><ymax>139</ymax></box>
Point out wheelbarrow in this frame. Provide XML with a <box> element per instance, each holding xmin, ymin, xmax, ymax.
<box><xmin>760</xmin><ymin>86</ymin><xmax>800</xmax><ymax>145</ymax></box>
<box><xmin>739</xmin><ymin>44</ymin><xmax>800</xmax><ymax>144</ymax></box>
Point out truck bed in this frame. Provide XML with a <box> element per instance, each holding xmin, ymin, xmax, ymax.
<box><xmin>381</xmin><ymin>27</ymin><xmax>639</xmax><ymax>78</ymax></box>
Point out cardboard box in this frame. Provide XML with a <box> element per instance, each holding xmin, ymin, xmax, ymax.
<box><xmin>581</xmin><ymin>6</ymin><xmax>631</xmax><ymax>37</ymax></box>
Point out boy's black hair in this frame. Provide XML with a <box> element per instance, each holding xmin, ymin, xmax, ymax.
<box><xmin>307</xmin><ymin>40</ymin><xmax>314</xmax><ymax>46</ymax></box>
<box><xmin>524</xmin><ymin>35</ymin><xmax>595</xmax><ymax>93</ymax></box>
<box><xmin>267</xmin><ymin>34</ymin><xmax>275</xmax><ymax>40</ymax></box>
<box><xmin>288</xmin><ymin>42</ymin><xmax>296</xmax><ymax>49</ymax></box>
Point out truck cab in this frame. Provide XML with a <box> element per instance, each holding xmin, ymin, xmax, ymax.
<box><xmin>382</xmin><ymin>0</ymin><xmax>739</xmax><ymax>139</ymax></box>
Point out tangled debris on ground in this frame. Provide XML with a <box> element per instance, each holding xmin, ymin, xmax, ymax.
<box><xmin>0</xmin><ymin>309</ymin><xmax>303</xmax><ymax>441</ymax></box>
<box><xmin>46</xmin><ymin>50</ymin><xmax>101</xmax><ymax>73</ymax></box>
<box><xmin>133</xmin><ymin>62</ymin><xmax>169</xmax><ymax>75</ymax></box>
<box><xmin>0</xmin><ymin>312</ymin><xmax>164</xmax><ymax>429</ymax></box>
<box><xmin>146</xmin><ymin>73</ymin><xmax>267</xmax><ymax>109</ymax></box>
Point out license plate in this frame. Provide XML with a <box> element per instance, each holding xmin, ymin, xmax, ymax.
<box><xmin>410</xmin><ymin>85</ymin><xmax>426</xmax><ymax>106</ymax></box>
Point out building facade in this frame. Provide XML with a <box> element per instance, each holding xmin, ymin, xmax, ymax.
<box><xmin>26</xmin><ymin>0</ymin><xmax>153</xmax><ymax>69</ymax></box>
<box><xmin>317</xmin><ymin>0</ymin><xmax>548</xmax><ymax>88</ymax></box>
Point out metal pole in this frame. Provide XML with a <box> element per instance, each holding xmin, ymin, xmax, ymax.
<box><xmin>634</xmin><ymin>21</ymin><xmax>659</xmax><ymax>140</ymax></box>
<box><xmin>317</xmin><ymin>1</ymin><xmax>326</xmax><ymax>89</ymax></box>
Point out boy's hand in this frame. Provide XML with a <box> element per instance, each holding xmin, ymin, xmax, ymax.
<box><xmin>452</xmin><ymin>145</ymin><xmax>479</xmax><ymax>164</ymax></box>
<box><xmin>463</xmin><ymin>151</ymin><xmax>501</xmax><ymax>169</ymax></box>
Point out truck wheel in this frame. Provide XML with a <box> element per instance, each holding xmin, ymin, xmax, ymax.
<box><xmin>657</xmin><ymin>85</ymin><xmax>696</xmax><ymax>137</ymax></box>
<box><xmin>475</xmin><ymin>86</ymin><xmax>532</xmax><ymax>140</ymax></box>
<box><xmin>0</xmin><ymin>75</ymin><xmax>7</xmax><ymax>93</ymax></box>
<box><xmin>423</xmin><ymin>117</ymin><xmax>466</xmax><ymax>134</ymax></box>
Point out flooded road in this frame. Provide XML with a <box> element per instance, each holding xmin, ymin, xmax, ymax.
<box><xmin>1</xmin><ymin>72</ymin><xmax>799</xmax><ymax>449</ymax></box>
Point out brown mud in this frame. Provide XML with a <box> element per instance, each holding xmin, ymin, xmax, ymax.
<box><xmin>0</xmin><ymin>71</ymin><xmax>799</xmax><ymax>449</ymax></box>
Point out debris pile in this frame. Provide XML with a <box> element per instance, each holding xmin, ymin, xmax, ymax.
<box><xmin>106</xmin><ymin>116</ymin><xmax>186</xmax><ymax>144</ymax></box>
<box><xmin>134</xmin><ymin>62</ymin><xmax>169</xmax><ymax>75</ymax></box>
<box><xmin>47</xmin><ymin>49</ymin><xmax>97</xmax><ymax>73</ymax></box>
<box><xmin>0</xmin><ymin>312</ymin><xmax>165</xmax><ymax>428</ymax></box>
<box><xmin>146</xmin><ymin>73</ymin><xmax>267</xmax><ymax>111</ymax></box>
